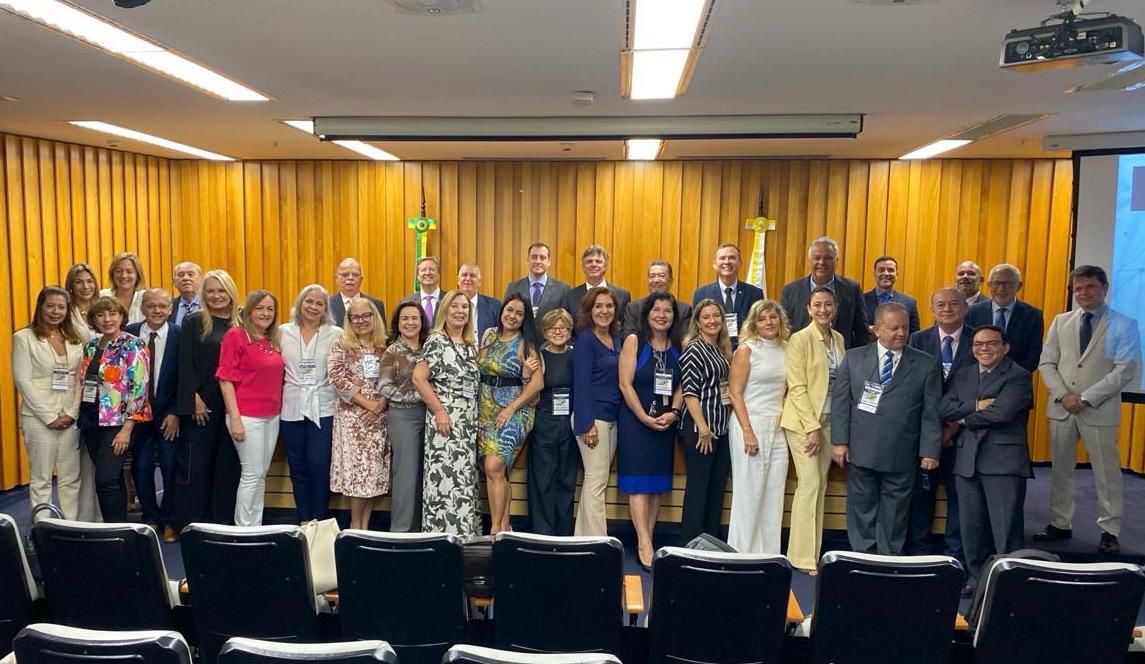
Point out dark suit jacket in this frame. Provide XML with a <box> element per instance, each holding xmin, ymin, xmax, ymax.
<box><xmin>504</xmin><ymin>275</ymin><xmax>572</xmax><ymax>334</ymax></box>
<box><xmin>965</xmin><ymin>299</ymin><xmax>1043</xmax><ymax>373</ymax></box>
<box><xmin>623</xmin><ymin>295</ymin><xmax>692</xmax><ymax>340</ymax></box>
<box><xmin>832</xmin><ymin>343</ymin><xmax>943</xmax><ymax>473</ymax></box>
<box><xmin>781</xmin><ymin>274</ymin><xmax>871</xmax><ymax>349</ymax></box>
<box><xmin>475</xmin><ymin>293</ymin><xmax>501</xmax><ymax>337</ymax></box>
<box><xmin>126</xmin><ymin>321</ymin><xmax>180</xmax><ymax>422</ymax></box>
<box><xmin>563</xmin><ymin>282</ymin><xmax>632</xmax><ymax>324</ymax></box>
<box><xmin>691</xmin><ymin>280</ymin><xmax>764</xmax><ymax>338</ymax></box>
<box><xmin>909</xmin><ymin>324</ymin><xmax>975</xmax><ymax>388</ymax></box>
<box><xmin>863</xmin><ymin>289</ymin><xmax>920</xmax><ymax>336</ymax></box>
<box><xmin>938</xmin><ymin>357</ymin><xmax>1033</xmax><ymax>479</ymax></box>
<box><xmin>329</xmin><ymin>292</ymin><xmax>386</xmax><ymax>329</ymax></box>
<box><xmin>167</xmin><ymin>296</ymin><xmax>199</xmax><ymax>325</ymax></box>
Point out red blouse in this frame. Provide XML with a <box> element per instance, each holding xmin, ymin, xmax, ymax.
<box><xmin>215</xmin><ymin>327</ymin><xmax>285</xmax><ymax>417</ymax></box>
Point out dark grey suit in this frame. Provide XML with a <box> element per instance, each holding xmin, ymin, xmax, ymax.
<box><xmin>563</xmin><ymin>282</ymin><xmax>632</xmax><ymax>325</ymax></box>
<box><xmin>965</xmin><ymin>299</ymin><xmax>1044</xmax><ymax>373</ymax></box>
<box><xmin>862</xmin><ymin>289</ymin><xmax>920</xmax><ymax>336</ymax></box>
<box><xmin>832</xmin><ymin>343</ymin><xmax>943</xmax><ymax>554</ymax></box>
<box><xmin>328</xmin><ymin>292</ymin><xmax>386</xmax><ymax>329</ymax></box>
<box><xmin>504</xmin><ymin>275</ymin><xmax>572</xmax><ymax>334</ymax></box>
<box><xmin>780</xmin><ymin>274</ymin><xmax>871</xmax><ymax>349</ymax></box>
<box><xmin>622</xmin><ymin>295</ymin><xmax>692</xmax><ymax>340</ymax></box>
<box><xmin>938</xmin><ymin>357</ymin><xmax>1033</xmax><ymax>581</ymax></box>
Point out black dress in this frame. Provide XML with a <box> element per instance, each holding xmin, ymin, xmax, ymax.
<box><xmin>526</xmin><ymin>346</ymin><xmax>577</xmax><ymax>536</ymax></box>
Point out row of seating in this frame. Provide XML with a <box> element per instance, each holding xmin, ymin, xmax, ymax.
<box><xmin>4</xmin><ymin>513</ymin><xmax>1145</xmax><ymax>664</ymax></box>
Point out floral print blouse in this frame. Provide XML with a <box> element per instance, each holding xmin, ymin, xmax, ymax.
<box><xmin>77</xmin><ymin>332</ymin><xmax>151</xmax><ymax>426</ymax></box>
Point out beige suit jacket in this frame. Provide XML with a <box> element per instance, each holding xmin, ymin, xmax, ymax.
<box><xmin>780</xmin><ymin>324</ymin><xmax>846</xmax><ymax>434</ymax></box>
<box><xmin>12</xmin><ymin>328</ymin><xmax>85</xmax><ymax>425</ymax></box>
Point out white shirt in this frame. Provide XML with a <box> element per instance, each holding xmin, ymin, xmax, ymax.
<box><xmin>718</xmin><ymin>278</ymin><xmax>738</xmax><ymax>309</ymax></box>
<box><xmin>99</xmin><ymin>288</ymin><xmax>144</xmax><ymax>324</ymax></box>
<box><xmin>876</xmin><ymin>342</ymin><xmax>903</xmax><ymax>377</ymax></box>
<box><xmin>140</xmin><ymin>321</ymin><xmax>170</xmax><ymax>387</ymax></box>
<box><xmin>279</xmin><ymin>322</ymin><xmax>343</xmax><ymax>424</ymax></box>
<box><xmin>582</xmin><ymin>278</ymin><xmax>609</xmax><ymax>291</ymax></box>
<box><xmin>469</xmin><ymin>295</ymin><xmax>480</xmax><ymax>333</ymax></box>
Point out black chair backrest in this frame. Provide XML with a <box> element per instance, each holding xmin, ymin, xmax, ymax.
<box><xmin>0</xmin><ymin>513</ymin><xmax>37</xmax><ymax>655</ymax></box>
<box><xmin>810</xmin><ymin>552</ymin><xmax>963</xmax><ymax>664</ymax></box>
<box><xmin>180</xmin><ymin>524</ymin><xmax>318</xmax><ymax>664</ymax></box>
<box><xmin>973</xmin><ymin>559</ymin><xmax>1145</xmax><ymax>664</ymax></box>
<box><xmin>13</xmin><ymin>623</ymin><xmax>191</xmax><ymax>664</ymax></box>
<box><xmin>218</xmin><ymin>637</ymin><xmax>397</xmax><ymax>663</ymax></box>
<box><xmin>31</xmin><ymin>519</ymin><xmax>173</xmax><ymax>630</ymax></box>
<box><xmin>648</xmin><ymin>547</ymin><xmax>791</xmax><ymax>664</ymax></box>
<box><xmin>492</xmin><ymin>533</ymin><xmax>623</xmax><ymax>654</ymax></box>
<box><xmin>335</xmin><ymin>530</ymin><xmax>465</xmax><ymax>664</ymax></box>
<box><xmin>444</xmin><ymin>644</ymin><xmax>622</xmax><ymax>664</ymax></box>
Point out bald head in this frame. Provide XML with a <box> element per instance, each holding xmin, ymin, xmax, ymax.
<box><xmin>930</xmin><ymin>287</ymin><xmax>966</xmax><ymax>332</ymax></box>
<box><xmin>335</xmin><ymin>257</ymin><xmax>364</xmax><ymax>297</ymax></box>
<box><xmin>954</xmin><ymin>260</ymin><xmax>983</xmax><ymax>300</ymax></box>
<box><xmin>173</xmin><ymin>262</ymin><xmax>202</xmax><ymax>300</ymax></box>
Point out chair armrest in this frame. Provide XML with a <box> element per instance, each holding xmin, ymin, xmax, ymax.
<box><xmin>787</xmin><ymin>590</ymin><xmax>803</xmax><ymax>624</ymax></box>
<box><xmin>955</xmin><ymin>613</ymin><xmax>969</xmax><ymax>632</ymax></box>
<box><xmin>623</xmin><ymin>574</ymin><xmax>644</xmax><ymax>625</ymax></box>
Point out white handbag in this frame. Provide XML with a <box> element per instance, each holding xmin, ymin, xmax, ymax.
<box><xmin>300</xmin><ymin>518</ymin><xmax>340</xmax><ymax>594</ymax></box>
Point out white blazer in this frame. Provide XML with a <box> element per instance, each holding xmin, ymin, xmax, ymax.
<box><xmin>12</xmin><ymin>328</ymin><xmax>84</xmax><ymax>425</ymax></box>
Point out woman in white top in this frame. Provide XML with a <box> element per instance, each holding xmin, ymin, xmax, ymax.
<box><xmin>66</xmin><ymin>263</ymin><xmax>100</xmax><ymax>340</ymax></box>
<box><xmin>727</xmin><ymin>300</ymin><xmax>791</xmax><ymax>553</ymax></box>
<box><xmin>99</xmin><ymin>252</ymin><xmax>145</xmax><ymax>324</ymax></box>
<box><xmin>279</xmin><ymin>284</ymin><xmax>343</xmax><ymax>522</ymax></box>
<box><xmin>12</xmin><ymin>287</ymin><xmax>86</xmax><ymax>519</ymax></box>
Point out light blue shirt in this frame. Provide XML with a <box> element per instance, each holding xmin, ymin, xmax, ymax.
<box><xmin>990</xmin><ymin>299</ymin><xmax>1018</xmax><ymax>330</ymax></box>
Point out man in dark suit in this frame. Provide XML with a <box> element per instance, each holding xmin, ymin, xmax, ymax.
<box><xmin>128</xmin><ymin>289</ymin><xmax>182</xmax><ymax>542</ymax></box>
<box><xmin>401</xmin><ymin>256</ymin><xmax>443</xmax><ymax>326</ymax></box>
<box><xmin>905</xmin><ymin>287</ymin><xmax>975</xmax><ymax>558</ymax></box>
<box><xmin>329</xmin><ymin>256</ymin><xmax>386</xmax><ymax>328</ymax></box>
<box><xmin>781</xmin><ymin>236</ymin><xmax>871</xmax><ymax>348</ymax></box>
<box><xmin>562</xmin><ymin>244</ymin><xmax>631</xmax><ymax>321</ymax></box>
<box><xmin>457</xmin><ymin>262</ymin><xmax>501</xmax><ymax>337</ymax></box>
<box><xmin>169</xmin><ymin>261</ymin><xmax>202</xmax><ymax>326</ymax></box>
<box><xmin>832</xmin><ymin>302</ymin><xmax>943</xmax><ymax>555</ymax></box>
<box><xmin>862</xmin><ymin>256</ymin><xmax>920</xmax><ymax>336</ymax></box>
<box><xmin>504</xmin><ymin>242</ymin><xmax>572</xmax><ymax>334</ymax></box>
<box><xmin>623</xmin><ymin>260</ymin><xmax>692</xmax><ymax>340</ymax></box>
<box><xmin>938</xmin><ymin>325</ymin><xmax>1033</xmax><ymax>593</ymax></box>
<box><xmin>692</xmin><ymin>242</ymin><xmax>763</xmax><ymax>348</ymax></box>
<box><xmin>955</xmin><ymin>260</ymin><xmax>988</xmax><ymax>306</ymax></box>
<box><xmin>965</xmin><ymin>263</ymin><xmax>1043</xmax><ymax>373</ymax></box>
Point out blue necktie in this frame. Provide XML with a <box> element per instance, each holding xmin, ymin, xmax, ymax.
<box><xmin>941</xmin><ymin>335</ymin><xmax>954</xmax><ymax>365</ymax></box>
<box><xmin>878</xmin><ymin>291</ymin><xmax>894</xmax><ymax>304</ymax></box>
<box><xmin>531</xmin><ymin>282</ymin><xmax>543</xmax><ymax>308</ymax></box>
<box><xmin>880</xmin><ymin>351</ymin><xmax>894</xmax><ymax>385</ymax></box>
<box><xmin>994</xmin><ymin>306</ymin><xmax>1008</xmax><ymax>329</ymax></box>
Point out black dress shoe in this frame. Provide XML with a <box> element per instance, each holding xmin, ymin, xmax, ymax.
<box><xmin>1033</xmin><ymin>524</ymin><xmax>1073</xmax><ymax>542</ymax></box>
<box><xmin>1099</xmin><ymin>533</ymin><xmax>1121</xmax><ymax>555</ymax></box>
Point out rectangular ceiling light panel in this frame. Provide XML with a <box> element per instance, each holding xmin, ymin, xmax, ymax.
<box><xmin>283</xmin><ymin>120</ymin><xmax>399</xmax><ymax>160</ymax></box>
<box><xmin>69</xmin><ymin>121</ymin><xmax>234</xmax><ymax>160</ymax></box>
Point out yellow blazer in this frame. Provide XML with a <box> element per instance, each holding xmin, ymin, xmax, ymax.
<box><xmin>780</xmin><ymin>324</ymin><xmax>846</xmax><ymax>434</ymax></box>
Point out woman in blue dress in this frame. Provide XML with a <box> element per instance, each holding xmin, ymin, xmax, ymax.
<box><xmin>618</xmin><ymin>292</ymin><xmax>684</xmax><ymax>570</ymax></box>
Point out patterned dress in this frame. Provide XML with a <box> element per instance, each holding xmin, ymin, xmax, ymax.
<box><xmin>328</xmin><ymin>339</ymin><xmax>390</xmax><ymax>499</ymax></box>
<box><xmin>420</xmin><ymin>331</ymin><xmax>481</xmax><ymax>537</ymax></box>
<box><xmin>476</xmin><ymin>330</ymin><xmax>535</xmax><ymax>466</ymax></box>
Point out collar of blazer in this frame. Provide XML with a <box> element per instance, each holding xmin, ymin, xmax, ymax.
<box><xmin>871</xmin><ymin>343</ymin><xmax>917</xmax><ymax>394</ymax></box>
<box><xmin>976</xmin><ymin>356</ymin><xmax>1014</xmax><ymax>393</ymax></box>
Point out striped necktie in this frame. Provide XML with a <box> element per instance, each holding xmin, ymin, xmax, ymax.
<box><xmin>880</xmin><ymin>350</ymin><xmax>894</xmax><ymax>385</ymax></box>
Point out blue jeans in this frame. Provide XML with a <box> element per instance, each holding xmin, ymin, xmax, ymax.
<box><xmin>280</xmin><ymin>417</ymin><xmax>333</xmax><ymax>521</ymax></box>
<box><xmin>131</xmin><ymin>420</ymin><xmax>178</xmax><ymax>526</ymax></box>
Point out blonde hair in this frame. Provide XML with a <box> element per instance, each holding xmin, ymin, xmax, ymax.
<box><xmin>341</xmin><ymin>297</ymin><xmax>388</xmax><ymax>349</ymax></box>
<box><xmin>240</xmin><ymin>289</ymin><xmax>282</xmax><ymax>350</ymax></box>
<box><xmin>199</xmin><ymin>269</ymin><xmax>241</xmax><ymax>340</ymax></box>
<box><xmin>107</xmin><ymin>251</ymin><xmax>146</xmax><ymax>291</ymax></box>
<box><xmin>431</xmin><ymin>289</ymin><xmax>476</xmax><ymax>346</ymax></box>
<box><xmin>541</xmin><ymin>308</ymin><xmax>573</xmax><ymax>332</ymax></box>
<box><xmin>739</xmin><ymin>299</ymin><xmax>791</xmax><ymax>345</ymax></box>
<box><xmin>682</xmin><ymin>298</ymin><xmax>732</xmax><ymax>359</ymax></box>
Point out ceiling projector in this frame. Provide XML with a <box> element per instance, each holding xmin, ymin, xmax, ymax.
<box><xmin>1001</xmin><ymin>13</ymin><xmax>1143</xmax><ymax>71</ymax></box>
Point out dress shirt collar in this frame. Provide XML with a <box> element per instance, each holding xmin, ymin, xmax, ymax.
<box><xmin>991</xmin><ymin>298</ymin><xmax>1018</xmax><ymax>316</ymax></box>
<box><xmin>876</xmin><ymin>342</ymin><xmax>903</xmax><ymax>370</ymax></box>
<box><xmin>142</xmin><ymin>321</ymin><xmax>168</xmax><ymax>341</ymax></box>
<box><xmin>584</xmin><ymin>278</ymin><xmax>609</xmax><ymax>290</ymax></box>
<box><xmin>809</xmin><ymin>274</ymin><xmax>836</xmax><ymax>292</ymax></box>
<box><xmin>527</xmin><ymin>274</ymin><xmax>549</xmax><ymax>288</ymax></box>
<box><xmin>419</xmin><ymin>288</ymin><xmax>442</xmax><ymax>301</ymax></box>
<box><xmin>1080</xmin><ymin>303</ymin><xmax>1106</xmax><ymax>321</ymax></box>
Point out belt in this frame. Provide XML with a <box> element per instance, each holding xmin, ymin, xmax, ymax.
<box><xmin>479</xmin><ymin>374</ymin><xmax>523</xmax><ymax>388</ymax></box>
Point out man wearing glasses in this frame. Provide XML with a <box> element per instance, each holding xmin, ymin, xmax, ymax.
<box><xmin>329</xmin><ymin>257</ymin><xmax>386</xmax><ymax>329</ymax></box>
<box><xmin>966</xmin><ymin>264</ymin><xmax>1043</xmax><ymax>373</ymax></box>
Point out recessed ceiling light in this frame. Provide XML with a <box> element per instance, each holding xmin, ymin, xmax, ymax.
<box><xmin>283</xmin><ymin>120</ymin><xmax>400</xmax><ymax>161</ymax></box>
<box><xmin>626</xmin><ymin>138</ymin><xmax>663</xmax><ymax>160</ymax></box>
<box><xmin>69</xmin><ymin>121</ymin><xmax>234</xmax><ymax>160</ymax></box>
<box><xmin>0</xmin><ymin>0</ymin><xmax>268</xmax><ymax>101</ymax></box>
<box><xmin>623</xmin><ymin>0</ymin><xmax>714</xmax><ymax>100</ymax></box>
<box><xmin>899</xmin><ymin>139</ymin><xmax>971</xmax><ymax>160</ymax></box>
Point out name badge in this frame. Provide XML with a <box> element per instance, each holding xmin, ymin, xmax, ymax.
<box><xmin>460</xmin><ymin>385</ymin><xmax>477</xmax><ymax>401</ymax></box>
<box><xmin>298</xmin><ymin>359</ymin><xmax>318</xmax><ymax>386</ymax></box>
<box><xmin>654</xmin><ymin>371</ymin><xmax>673</xmax><ymax>397</ymax></box>
<box><xmin>724</xmin><ymin>313</ymin><xmax>739</xmax><ymax>338</ymax></box>
<box><xmin>362</xmin><ymin>354</ymin><xmax>380</xmax><ymax>380</ymax></box>
<box><xmin>942</xmin><ymin>362</ymin><xmax>952</xmax><ymax>379</ymax></box>
<box><xmin>51</xmin><ymin>367</ymin><xmax>71</xmax><ymax>392</ymax></box>
<box><xmin>858</xmin><ymin>380</ymin><xmax>883</xmax><ymax>414</ymax></box>
<box><xmin>82</xmin><ymin>378</ymin><xmax>98</xmax><ymax>403</ymax></box>
<box><xmin>719</xmin><ymin>381</ymin><xmax>731</xmax><ymax>406</ymax></box>
<box><xmin>552</xmin><ymin>388</ymin><xmax>571</xmax><ymax>416</ymax></box>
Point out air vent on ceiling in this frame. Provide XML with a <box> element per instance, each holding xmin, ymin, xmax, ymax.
<box><xmin>948</xmin><ymin>114</ymin><xmax>1051</xmax><ymax>141</ymax></box>
<box><xmin>387</xmin><ymin>0</ymin><xmax>477</xmax><ymax>16</ymax></box>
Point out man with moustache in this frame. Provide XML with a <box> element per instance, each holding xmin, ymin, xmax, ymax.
<box><xmin>329</xmin><ymin>257</ymin><xmax>386</xmax><ymax>327</ymax></box>
<box><xmin>862</xmin><ymin>256</ymin><xmax>920</xmax><ymax>335</ymax></box>
<box><xmin>457</xmin><ymin>263</ymin><xmax>500</xmax><ymax>337</ymax></box>
<box><xmin>623</xmin><ymin>260</ymin><xmax>692</xmax><ymax>340</ymax></box>
<box><xmin>170</xmin><ymin>262</ymin><xmax>202</xmax><ymax>325</ymax></box>
<box><xmin>955</xmin><ymin>261</ymin><xmax>987</xmax><ymax>306</ymax></box>
<box><xmin>781</xmin><ymin>236</ymin><xmax>870</xmax><ymax>348</ymax></box>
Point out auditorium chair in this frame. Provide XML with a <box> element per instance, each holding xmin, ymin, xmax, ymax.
<box><xmin>444</xmin><ymin>644</ymin><xmax>622</xmax><ymax>664</ymax></box>
<box><xmin>971</xmin><ymin>558</ymin><xmax>1145</xmax><ymax>664</ymax></box>
<box><xmin>491</xmin><ymin>533</ymin><xmax>623</xmax><ymax>654</ymax></box>
<box><xmin>180</xmin><ymin>524</ymin><xmax>325</xmax><ymax>664</ymax></box>
<box><xmin>31</xmin><ymin>518</ymin><xmax>180</xmax><ymax>631</ymax></box>
<box><xmin>335</xmin><ymin>530</ymin><xmax>466</xmax><ymax>664</ymax></box>
<box><xmin>9</xmin><ymin>623</ymin><xmax>191</xmax><ymax>664</ymax></box>
<box><xmin>0</xmin><ymin>514</ymin><xmax>39</xmax><ymax>655</ymax></box>
<box><xmin>217</xmin><ymin>637</ymin><xmax>397</xmax><ymax>663</ymax></box>
<box><xmin>647</xmin><ymin>547</ymin><xmax>791</xmax><ymax>664</ymax></box>
<box><xmin>809</xmin><ymin>552</ymin><xmax>963</xmax><ymax>664</ymax></box>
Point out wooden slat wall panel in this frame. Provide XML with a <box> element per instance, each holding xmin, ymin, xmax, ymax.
<box><xmin>5</xmin><ymin>132</ymin><xmax>1145</xmax><ymax>505</ymax></box>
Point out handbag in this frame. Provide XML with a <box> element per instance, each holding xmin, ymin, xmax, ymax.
<box><xmin>300</xmin><ymin>518</ymin><xmax>340</xmax><ymax>594</ymax></box>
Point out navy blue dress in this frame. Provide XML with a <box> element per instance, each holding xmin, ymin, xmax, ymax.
<box><xmin>617</xmin><ymin>341</ymin><xmax>680</xmax><ymax>494</ymax></box>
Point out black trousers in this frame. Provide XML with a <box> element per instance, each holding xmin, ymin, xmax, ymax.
<box><xmin>527</xmin><ymin>411</ymin><xmax>578</xmax><ymax>536</ymax></box>
<box><xmin>173</xmin><ymin>409</ymin><xmax>239</xmax><ymax>530</ymax></box>
<box><xmin>846</xmin><ymin>464</ymin><xmax>915</xmax><ymax>555</ymax></box>
<box><xmin>83</xmin><ymin>425</ymin><xmax>129</xmax><ymax>522</ymax></box>
<box><xmin>905</xmin><ymin>444</ymin><xmax>962</xmax><ymax>557</ymax></box>
<box><xmin>679</xmin><ymin>429</ymin><xmax>731</xmax><ymax>544</ymax></box>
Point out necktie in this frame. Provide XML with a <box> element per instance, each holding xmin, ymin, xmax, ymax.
<box><xmin>878</xmin><ymin>291</ymin><xmax>894</xmax><ymax>304</ymax></box>
<box><xmin>994</xmin><ymin>306</ymin><xmax>1008</xmax><ymax>329</ymax></box>
<box><xmin>531</xmin><ymin>282</ymin><xmax>543</xmax><ymax>308</ymax></box>
<box><xmin>723</xmin><ymin>286</ymin><xmax>734</xmax><ymax>314</ymax></box>
<box><xmin>181</xmin><ymin>301</ymin><xmax>194</xmax><ymax>322</ymax></box>
<box><xmin>881</xmin><ymin>350</ymin><xmax>894</xmax><ymax>385</ymax></box>
<box><xmin>941</xmin><ymin>335</ymin><xmax>954</xmax><ymax>365</ymax></box>
<box><xmin>1080</xmin><ymin>312</ymin><xmax>1093</xmax><ymax>355</ymax></box>
<box><xmin>147</xmin><ymin>331</ymin><xmax>157</xmax><ymax>399</ymax></box>
<box><xmin>423</xmin><ymin>295</ymin><xmax>435</xmax><ymax>322</ymax></box>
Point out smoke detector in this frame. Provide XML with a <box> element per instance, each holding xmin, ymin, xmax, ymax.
<box><xmin>387</xmin><ymin>0</ymin><xmax>478</xmax><ymax>15</ymax></box>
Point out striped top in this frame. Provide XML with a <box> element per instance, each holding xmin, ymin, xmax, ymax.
<box><xmin>680</xmin><ymin>337</ymin><xmax>731</xmax><ymax>436</ymax></box>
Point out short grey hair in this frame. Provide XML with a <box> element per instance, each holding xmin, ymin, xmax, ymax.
<box><xmin>458</xmin><ymin>262</ymin><xmax>482</xmax><ymax>277</ymax></box>
<box><xmin>808</xmin><ymin>236</ymin><xmax>840</xmax><ymax>257</ymax></box>
<box><xmin>141</xmin><ymin>287</ymin><xmax>172</xmax><ymax>305</ymax></box>
<box><xmin>989</xmin><ymin>263</ymin><xmax>1022</xmax><ymax>283</ymax></box>
<box><xmin>290</xmin><ymin>283</ymin><xmax>334</xmax><ymax>327</ymax></box>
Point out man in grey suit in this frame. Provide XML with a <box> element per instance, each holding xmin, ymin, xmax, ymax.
<box><xmin>939</xmin><ymin>325</ymin><xmax>1033</xmax><ymax>594</ymax></box>
<box><xmin>832</xmin><ymin>302</ymin><xmax>943</xmax><ymax>555</ymax></box>
<box><xmin>623</xmin><ymin>260</ymin><xmax>692</xmax><ymax>340</ymax></box>
<box><xmin>781</xmin><ymin>236</ymin><xmax>871</xmax><ymax>348</ymax></box>
<box><xmin>562</xmin><ymin>244</ymin><xmax>631</xmax><ymax>320</ymax></box>
<box><xmin>328</xmin><ymin>256</ymin><xmax>386</xmax><ymax>327</ymax></box>
<box><xmin>503</xmin><ymin>242</ymin><xmax>572</xmax><ymax>333</ymax></box>
<box><xmin>955</xmin><ymin>260</ymin><xmax>988</xmax><ymax>306</ymax></box>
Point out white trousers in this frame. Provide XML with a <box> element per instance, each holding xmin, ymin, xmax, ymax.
<box><xmin>232</xmin><ymin>415</ymin><xmax>281</xmax><ymax>527</ymax></box>
<box><xmin>574</xmin><ymin>419</ymin><xmax>618</xmax><ymax>536</ymax></box>
<box><xmin>21</xmin><ymin>415</ymin><xmax>82</xmax><ymax>520</ymax></box>
<box><xmin>1049</xmin><ymin>417</ymin><xmax>1123</xmax><ymax>536</ymax></box>
<box><xmin>728</xmin><ymin>415</ymin><xmax>788</xmax><ymax>554</ymax></box>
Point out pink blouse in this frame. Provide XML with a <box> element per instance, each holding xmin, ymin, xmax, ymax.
<box><xmin>215</xmin><ymin>327</ymin><xmax>285</xmax><ymax>417</ymax></box>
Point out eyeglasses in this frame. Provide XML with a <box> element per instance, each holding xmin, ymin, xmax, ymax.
<box><xmin>143</xmin><ymin>303</ymin><xmax>171</xmax><ymax>311</ymax></box>
<box><xmin>972</xmin><ymin>340</ymin><xmax>1003</xmax><ymax>348</ymax></box>
<box><xmin>348</xmin><ymin>313</ymin><xmax>373</xmax><ymax>323</ymax></box>
<box><xmin>547</xmin><ymin>326</ymin><xmax>571</xmax><ymax>334</ymax></box>
<box><xmin>987</xmin><ymin>280</ymin><xmax>1017</xmax><ymax>289</ymax></box>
